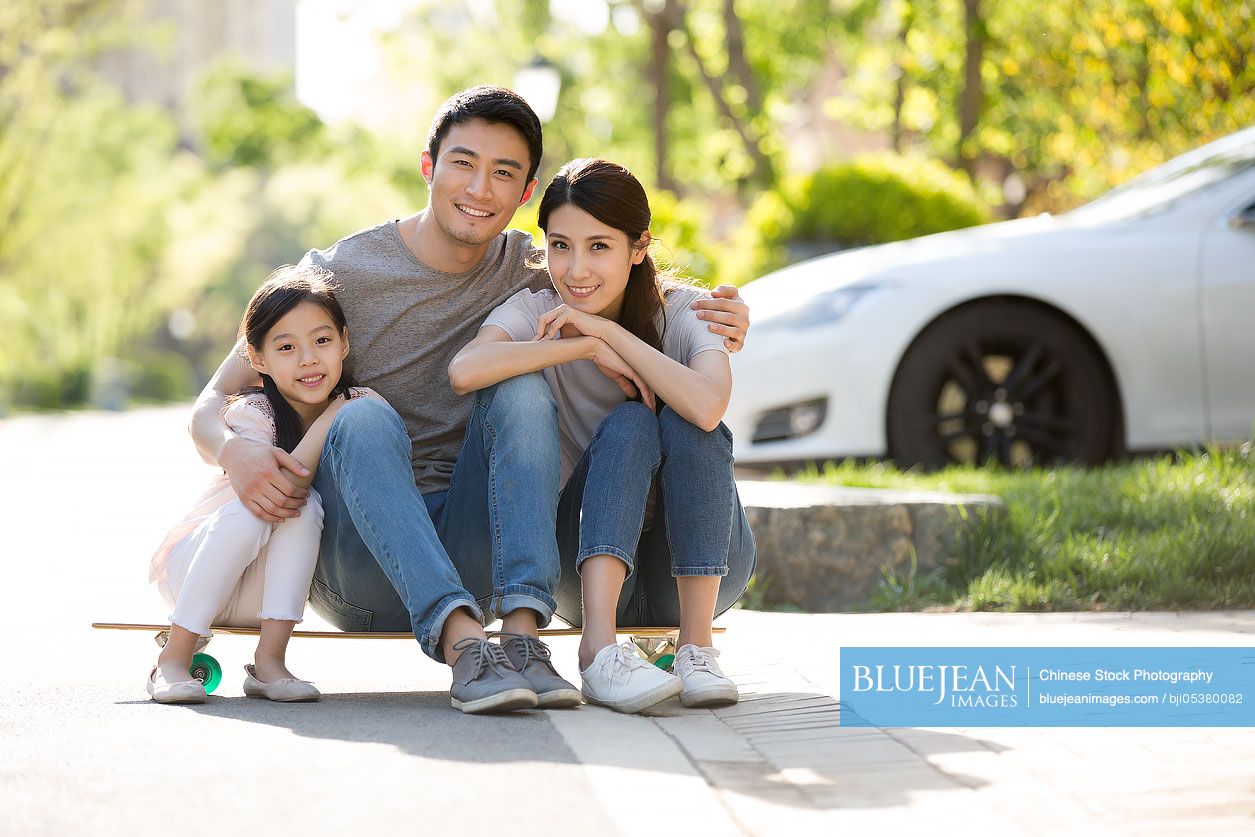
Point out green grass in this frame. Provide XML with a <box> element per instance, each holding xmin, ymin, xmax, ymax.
<box><xmin>787</xmin><ymin>444</ymin><xmax>1255</xmax><ymax>612</ymax></box>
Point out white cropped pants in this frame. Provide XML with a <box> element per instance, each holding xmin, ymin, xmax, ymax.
<box><xmin>158</xmin><ymin>492</ymin><xmax>323</xmax><ymax>636</ymax></box>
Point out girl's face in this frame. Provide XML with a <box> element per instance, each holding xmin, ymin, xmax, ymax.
<box><xmin>545</xmin><ymin>203</ymin><xmax>648</xmax><ymax>320</ymax></box>
<box><xmin>247</xmin><ymin>301</ymin><xmax>348</xmax><ymax>425</ymax></box>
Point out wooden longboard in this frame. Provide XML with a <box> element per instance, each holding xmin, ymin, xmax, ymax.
<box><xmin>92</xmin><ymin>622</ymin><xmax>724</xmax><ymax>639</ymax></box>
<box><xmin>93</xmin><ymin>621</ymin><xmax>723</xmax><ymax>692</ymax></box>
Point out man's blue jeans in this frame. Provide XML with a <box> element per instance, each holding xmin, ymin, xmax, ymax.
<box><xmin>309</xmin><ymin>375</ymin><xmax>561</xmax><ymax>662</ymax></box>
<box><xmin>551</xmin><ymin>401</ymin><xmax>756</xmax><ymax>627</ymax></box>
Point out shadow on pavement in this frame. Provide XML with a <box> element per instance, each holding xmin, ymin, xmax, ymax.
<box><xmin>179</xmin><ymin>691</ymin><xmax>589</xmax><ymax>765</ymax></box>
<box><xmin>114</xmin><ymin>684</ymin><xmax>1007</xmax><ymax>811</ymax></box>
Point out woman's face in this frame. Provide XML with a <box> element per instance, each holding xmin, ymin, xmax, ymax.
<box><xmin>545</xmin><ymin>204</ymin><xmax>648</xmax><ymax>320</ymax></box>
<box><xmin>247</xmin><ymin>300</ymin><xmax>349</xmax><ymax>425</ymax></box>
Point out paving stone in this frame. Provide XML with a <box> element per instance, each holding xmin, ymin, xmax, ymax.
<box><xmin>656</xmin><ymin>714</ymin><xmax>762</xmax><ymax>764</ymax></box>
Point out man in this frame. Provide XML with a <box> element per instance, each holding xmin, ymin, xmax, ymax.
<box><xmin>190</xmin><ymin>86</ymin><xmax>751</xmax><ymax>713</ymax></box>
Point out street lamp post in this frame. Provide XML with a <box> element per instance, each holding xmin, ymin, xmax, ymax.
<box><xmin>514</xmin><ymin>57</ymin><xmax>562</xmax><ymax>123</ymax></box>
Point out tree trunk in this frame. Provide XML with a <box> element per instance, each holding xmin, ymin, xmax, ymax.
<box><xmin>892</xmin><ymin>2</ymin><xmax>912</xmax><ymax>153</ymax></box>
<box><xmin>647</xmin><ymin>2</ymin><xmax>677</xmax><ymax>191</ymax></box>
<box><xmin>957</xmin><ymin>0</ymin><xmax>985</xmax><ymax>178</ymax></box>
<box><xmin>722</xmin><ymin>0</ymin><xmax>763</xmax><ymax>115</ymax></box>
<box><xmin>666</xmin><ymin>0</ymin><xmax>772</xmax><ymax>186</ymax></box>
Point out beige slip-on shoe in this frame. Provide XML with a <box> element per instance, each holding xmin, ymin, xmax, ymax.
<box><xmin>147</xmin><ymin>667</ymin><xmax>207</xmax><ymax>704</ymax></box>
<box><xmin>242</xmin><ymin>664</ymin><xmax>321</xmax><ymax>702</ymax></box>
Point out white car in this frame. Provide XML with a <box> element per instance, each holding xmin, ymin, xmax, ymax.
<box><xmin>728</xmin><ymin>127</ymin><xmax>1255</xmax><ymax>469</ymax></box>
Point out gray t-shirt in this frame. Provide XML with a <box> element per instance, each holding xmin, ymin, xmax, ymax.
<box><xmin>301</xmin><ymin>222</ymin><xmax>547</xmax><ymax>493</ymax></box>
<box><xmin>482</xmin><ymin>284</ymin><xmax>729</xmax><ymax>488</ymax></box>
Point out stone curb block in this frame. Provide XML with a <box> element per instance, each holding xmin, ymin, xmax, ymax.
<box><xmin>737</xmin><ymin>481</ymin><xmax>1006</xmax><ymax>611</ymax></box>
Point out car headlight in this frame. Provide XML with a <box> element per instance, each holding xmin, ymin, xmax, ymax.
<box><xmin>754</xmin><ymin>284</ymin><xmax>883</xmax><ymax>331</ymax></box>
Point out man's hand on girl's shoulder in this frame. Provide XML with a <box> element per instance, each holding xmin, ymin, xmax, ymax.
<box><xmin>691</xmin><ymin>285</ymin><xmax>751</xmax><ymax>353</ymax></box>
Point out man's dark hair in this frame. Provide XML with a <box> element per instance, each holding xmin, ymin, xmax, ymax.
<box><xmin>426</xmin><ymin>86</ymin><xmax>544</xmax><ymax>183</ymax></box>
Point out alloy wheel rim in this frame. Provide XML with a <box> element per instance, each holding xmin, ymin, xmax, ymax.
<box><xmin>930</xmin><ymin>340</ymin><xmax>1073</xmax><ymax>467</ymax></box>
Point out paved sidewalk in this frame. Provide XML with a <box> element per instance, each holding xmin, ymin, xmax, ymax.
<box><xmin>3</xmin><ymin>407</ymin><xmax>1252</xmax><ymax>836</ymax></box>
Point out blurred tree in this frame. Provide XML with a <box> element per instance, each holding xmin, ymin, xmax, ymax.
<box><xmin>190</xmin><ymin>61</ymin><xmax>327</xmax><ymax>170</ymax></box>
<box><xmin>641</xmin><ymin>0</ymin><xmax>773</xmax><ymax>187</ymax></box>
<box><xmin>986</xmin><ymin>0</ymin><xmax>1255</xmax><ymax>207</ymax></box>
<box><xmin>835</xmin><ymin>0</ymin><xmax>1255</xmax><ymax>209</ymax></box>
<box><xmin>0</xmin><ymin>1</ymin><xmax>418</xmax><ymax>409</ymax></box>
<box><xmin>956</xmin><ymin>0</ymin><xmax>984</xmax><ymax>178</ymax></box>
<box><xmin>0</xmin><ymin>0</ymin><xmax>210</xmax><ymax>408</ymax></box>
<box><xmin>386</xmin><ymin>0</ymin><xmax>871</xmax><ymax>195</ymax></box>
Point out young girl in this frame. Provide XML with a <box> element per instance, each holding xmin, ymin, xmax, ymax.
<box><xmin>449</xmin><ymin>158</ymin><xmax>755</xmax><ymax>714</ymax></box>
<box><xmin>148</xmin><ymin>265</ymin><xmax>373</xmax><ymax>704</ymax></box>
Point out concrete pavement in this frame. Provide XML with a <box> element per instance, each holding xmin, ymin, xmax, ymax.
<box><xmin>2</xmin><ymin>406</ymin><xmax>1252</xmax><ymax>836</ymax></box>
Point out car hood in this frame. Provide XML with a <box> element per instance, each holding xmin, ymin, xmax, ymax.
<box><xmin>739</xmin><ymin>214</ymin><xmax>1075</xmax><ymax>316</ymax></box>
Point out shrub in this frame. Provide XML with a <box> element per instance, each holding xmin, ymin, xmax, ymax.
<box><xmin>131</xmin><ymin>350</ymin><xmax>197</xmax><ymax>403</ymax></box>
<box><xmin>726</xmin><ymin>153</ymin><xmax>992</xmax><ymax>285</ymax></box>
<box><xmin>11</xmin><ymin>365</ymin><xmax>91</xmax><ymax>410</ymax></box>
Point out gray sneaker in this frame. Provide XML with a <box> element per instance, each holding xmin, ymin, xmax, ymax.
<box><xmin>497</xmin><ymin>633</ymin><xmax>583</xmax><ymax>708</ymax></box>
<box><xmin>449</xmin><ymin>638</ymin><xmax>538</xmax><ymax>714</ymax></box>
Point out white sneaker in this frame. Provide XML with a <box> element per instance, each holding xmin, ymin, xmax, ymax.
<box><xmin>674</xmin><ymin>645</ymin><xmax>738</xmax><ymax>707</ymax></box>
<box><xmin>580</xmin><ymin>642</ymin><xmax>682</xmax><ymax>714</ymax></box>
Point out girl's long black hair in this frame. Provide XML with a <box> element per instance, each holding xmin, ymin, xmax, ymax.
<box><xmin>232</xmin><ymin>265</ymin><xmax>354</xmax><ymax>452</ymax></box>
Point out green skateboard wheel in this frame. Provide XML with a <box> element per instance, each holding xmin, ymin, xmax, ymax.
<box><xmin>190</xmin><ymin>653</ymin><xmax>222</xmax><ymax>694</ymax></box>
<box><xmin>653</xmin><ymin>653</ymin><xmax>675</xmax><ymax>671</ymax></box>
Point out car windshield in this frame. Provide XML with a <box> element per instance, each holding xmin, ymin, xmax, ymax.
<box><xmin>1067</xmin><ymin>129</ymin><xmax>1255</xmax><ymax>223</ymax></box>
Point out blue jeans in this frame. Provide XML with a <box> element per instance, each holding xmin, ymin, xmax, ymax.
<box><xmin>309</xmin><ymin>374</ymin><xmax>561</xmax><ymax>662</ymax></box>
<box><xmin>551</xmin><ymin>401</ymin><xmax>756</xmax><ymax>628</ymax></box>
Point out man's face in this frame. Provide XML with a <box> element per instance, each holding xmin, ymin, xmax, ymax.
<box><xmin>422</xmin><ymin>119</ymin><xmax>537</xmax><ymax>247</ymax></box>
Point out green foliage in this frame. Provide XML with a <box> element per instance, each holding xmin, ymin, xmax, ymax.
<box><xmin>172</xmin><ymin>159</ymin><xmax>412</xmax><ymax>388</ymax></box>
<box><xmin>834</xmin><ymin>0</ymin><xmax>1255</xmax><ymax>209</ymax></box>
<box><xmin>7</xmin><ymin>0</ymin><xmax>1255</xmax><ymax>410</ymax></box>
<box><xmin>0</xmin><ymin>1</ymin><xmax>418</xmax><ymax>410</ymax></box>
<box><xmin>647</xmin><ymin>190</ymin><xmax>719</xmax><ymax>286</ymax></box>
<box><xmin>797</xmin><ymin>444</ymin><xmax>1255</xmax><ymax>611</ymax></box>
<box><xmin>0</xmin><ymin>0</ymin><xmax>208</xmax><ymax>409</ymax></box>
<box><xmin>389</xmin><ymin>1</ymin><xmax>653</xmax><ymax>187</ymax></box>
<box><xmin>726</xmin><ymin>153</ymin><xmax>990</xmax><ymax>284</ymax></box>
<box><xmin>191</xmin><ymin>61</ymin><xmax>326</xmax><ymax>170</ymax></box>
<box><xmin>130</xmin><ymin>349</ymin><xmax>196</xmax><ymax>402</ymax></box>
<box><xmin>793</xmin><ymin>153</ymin><xmax>990</xmax><ymax>243</ymax></box>
<box><xmin>387</xmin><ymin>0</ymin><xmax>848</xmax><ymax>192</ymax></box>
<box><xmin>980</xmin><ymin>0</ymin><xmax>1255</xmax><ymax>204</ymax></box>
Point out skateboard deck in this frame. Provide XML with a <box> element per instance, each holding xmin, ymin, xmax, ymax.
<box><xmin>93</xmin><ymin>621</ymin><xmax>723</xmax><ymax>693</ymax></box>
<box><xmin>92</xmin><ymin>622</ymin><xmax>721</xmax><ymax>639</ymax></box>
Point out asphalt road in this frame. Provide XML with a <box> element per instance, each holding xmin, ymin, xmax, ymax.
<box><xmin>3</xmin><ymin>406</ymin><xmax>1253</xmax><ymax>836</ymax></box>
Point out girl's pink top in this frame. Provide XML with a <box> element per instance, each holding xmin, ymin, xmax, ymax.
<box><xmin>149</xmin><ymin>395</ymin><xmax>277</xmax><ymax>584</ymax></box>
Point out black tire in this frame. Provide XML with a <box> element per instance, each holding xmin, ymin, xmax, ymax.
<box><xmin>887</xmin><ymin>300</ymin><xmax>1117</xmax><ymax>469</ymax></box>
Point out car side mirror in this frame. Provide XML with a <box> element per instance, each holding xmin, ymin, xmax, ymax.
<box><xmin>1230</xmin><ymin>202</ymin><xmax>1255</xmax><ymax>231</ymax></box>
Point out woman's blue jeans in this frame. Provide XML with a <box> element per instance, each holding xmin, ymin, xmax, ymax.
<box><xmin>308</xmin><ymin>374</ymin><xmax>561</xmax><ymax>662</ymax></box>
<box><xmin>552</xmin><ymin>401</ymin><xmax>756</xmax><ymax>628</ymax></box>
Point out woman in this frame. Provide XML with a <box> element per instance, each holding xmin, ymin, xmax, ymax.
<box><xmin>449</xmin><ymin>158</ymin><xmax>755</xmax><ymax>714</ymax></box>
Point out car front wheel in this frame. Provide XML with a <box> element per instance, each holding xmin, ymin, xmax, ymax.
<box><xmin>887</xmin><ymin>300</ymin><xmax>1117</xmax><ymax>468</ymax></box>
